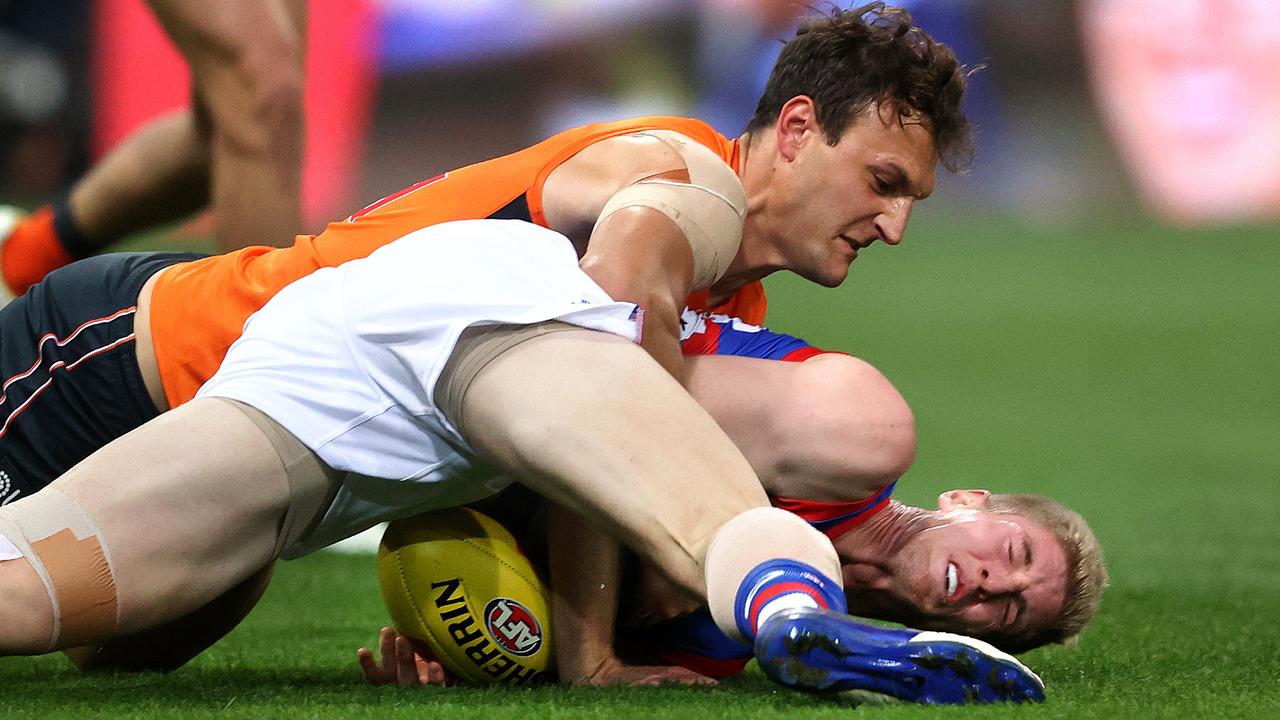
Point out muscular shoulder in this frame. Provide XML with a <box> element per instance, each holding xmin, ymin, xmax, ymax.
<box><xmin>542</xmin><ymin>130</ymin><xmax>742</xmax><ymax>236</ymax></box>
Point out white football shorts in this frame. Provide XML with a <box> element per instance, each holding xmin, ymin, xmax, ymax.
<box><xmin>197</xmin><ymin>219</ymin><xmax>640</xmax><ymax>556</ymax></box>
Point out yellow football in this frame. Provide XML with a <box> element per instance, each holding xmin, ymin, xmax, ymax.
<box><xmin>377</xmin><ymin>507</ymin><xmax>554</xmax><ymax>686</ymax></box>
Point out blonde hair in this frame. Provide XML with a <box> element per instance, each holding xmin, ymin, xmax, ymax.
<box><xmin>985</xmin><ymin>493</ymin><xmax>1108</xmax><ymax>653</ymax></box>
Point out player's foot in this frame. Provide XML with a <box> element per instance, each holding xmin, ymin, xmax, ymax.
<box><xmin>754</xmin><ymin>608</ymin><xmax>1045</xmax><ymax>705</ymax></box>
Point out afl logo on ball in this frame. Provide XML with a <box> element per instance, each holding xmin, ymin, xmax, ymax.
<box><xmin>483</xmin><ymin>598</ymin><xmax>543</xmax><ymax>657</ymax></box>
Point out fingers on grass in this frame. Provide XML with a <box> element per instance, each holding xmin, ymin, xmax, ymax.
<box><xmin>357</xmin><ymin>647</ymin><xmax>383</xmax><ymax>685</ymax></box>
<box><xmin>395</xmin><ymin>635</ymin><xmax>418</xmax><ymax>688</ymax></box>
<box><xmin>422</xmin><ymin>658</ymin><xmax>439</xmax><ymax>686</ymax></box>
<box><xmin>379</xmin><ymin>627</ymin><xmax>397</xmax><ymax>660</ymax></box>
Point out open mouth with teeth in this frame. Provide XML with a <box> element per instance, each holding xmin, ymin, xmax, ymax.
<box><xmin>945</xmin><ymin>561</ymin><xmax>958</xmax><ymax>600</ymax></box>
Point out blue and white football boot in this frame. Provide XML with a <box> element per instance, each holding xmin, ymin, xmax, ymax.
<box><xmin>754</xmin><ymin>608</ymin><xmax>1046</xmax><ymax>704</ymax></box>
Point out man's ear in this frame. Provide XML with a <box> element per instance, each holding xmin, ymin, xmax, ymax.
<box><xmin>775</xmin><ymin>96</ymin><xmax>818</xmax><ymax>162</ymax></box>
<box><xmin>937</xmin><ymin>489</ymin><xmax>992</xmax><ymax>511</ymax></box>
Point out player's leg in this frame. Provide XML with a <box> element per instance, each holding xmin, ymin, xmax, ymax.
<box><xmin>0</xmin><ymin>251</ymin><xmax>278</xmax><ymax>665</ymax></box>
<box><xmin>0</xmin><ymin>396</ymin><xmax>333</xmax><ymax>654</ymax></box>
<box><xmin>0</xmin><ymin>115</ymin><xmax>208</xmax><ymax>296</ymax></box>
<box><xmin>67</xmin><ymin>112</ymin><xmax>211</xmax><ymax>249</ymax></box>
<box><xmin>66</xmin><ymin>112</ymin><xmax>211</xmax><ymax>252</ymax></box>
<box><xmin>148</xmin><ymin>0</ymin><xmax>306</xmax><ymax>251</ymax></box>
<box><xmin>65</xmin><ymin>563</ymin><xmax>276</xmax><ymax>672</ymax></box>
<box><xmin>448</xmin><ymin>324</ymin><xmax>1045</xmax><ymax>703</ymax></box>
<box><xmin>441</xmin><ymin>324</ymin><xmax>845</xmax><ymax>642</ymax></box>
<box><xmin>0</xmin><ymin>0</ymin><xmax>305</xmax><ymax>296</ymax></box>
<box><xmin>0</xmin><ymin>252</ymin><xmax>205</xmax><ymax>502</ymax></box>
<box><xmin>683</xmin><ymin>352</ymin><xmax>916</xmax><ymax>500</ymax></box>
<box><xmin>0</xmin><ymin>555</ymin><xmax>53</xmax><ymax>653</ymax></box>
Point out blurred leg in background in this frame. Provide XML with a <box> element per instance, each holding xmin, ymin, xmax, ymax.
<box><xmin>1</xmin><ymin>0</ymin><xmax>307</xmax><ymax>297</ymax></box>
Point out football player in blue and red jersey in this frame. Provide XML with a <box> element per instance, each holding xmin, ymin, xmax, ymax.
<box><xmin>359</xmin><ymin>312</ymin><xmax>1106</xmax><ymax>692</ymax></box>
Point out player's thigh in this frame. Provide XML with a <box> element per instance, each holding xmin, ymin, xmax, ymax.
<box><xmin>72</xmin><ymin>563</ymin><xmax>276</xmax><ymax>673</ymax></box>
<box><xmin>452</xmin><ymin>324</ymin><xmax>769</xmax><ymax>591</ymax></box>
<box><xmin>0</xmin><ymin>252</ymin><xmax>202</xmax><ymax>502</ymax></box>
<box><xmin>51</xmin><ymin>397</ymin><xmax>293</xmax><ymax>635</ymax></box>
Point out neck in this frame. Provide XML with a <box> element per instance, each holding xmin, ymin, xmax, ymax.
<box><xmin>709</xmin><ymin>131</ymin><xmax>786</xmax><ymax>303</ymax></box>
<box><xmin>835</xmin><ymin>501</ymin><xmax>937</xmax><ymax>617</ymax></box>
<box><xmin>840</xmin><ymin>501</ymin><xmax>932</xmax><ymax>567</ymax></box>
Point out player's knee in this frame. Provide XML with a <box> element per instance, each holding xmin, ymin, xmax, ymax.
<box><xmin>794</xmin><ymin>354</ymin><xmax>917</xmax><ymax>489</ymax></box>
<box><xmin>247</xmin><ymin>31</ymin><xmax>304</xmax><ymax>116</ymax></box>
<box><xmin>248</xmin><ymin>63</ymin><xmax>304</xmax><ymax>137</ymax></box>
<box><xmin>231</xmin><ymin>71</ymin><xmax>304</xmax><ymax>159</ymax></box>
<box><xmin>203</xmin><ymin>41</ymin><xmax>304</xmax><ymax>159</ymax></box>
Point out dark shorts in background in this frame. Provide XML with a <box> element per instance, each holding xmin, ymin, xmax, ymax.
<box><xmin>0</xmin><ymin>252</ymin><xmax>204</xmax><ymax>505</ymax></box>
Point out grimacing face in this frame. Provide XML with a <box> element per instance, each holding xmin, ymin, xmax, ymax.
<box><xmin>769</xmin><ymin>100</ymin><xmax>937</xmax><ymax>287</ymax></box>
<box><xmin>843</xmin><ymin>491</ymin><xmax>1068</xmax><ymax>641</ymax></box>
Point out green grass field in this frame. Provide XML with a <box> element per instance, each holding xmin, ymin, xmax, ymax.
<box><xmin>2</xmin><ymin>211</ymin><xmax>1278</xmax><ymax>718</ymax></box>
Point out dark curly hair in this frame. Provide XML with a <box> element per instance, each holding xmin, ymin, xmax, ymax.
<box><xmin>744</xmin><ymin>2</ymin><xmax>974</xmax><ymax>172</ymax></box>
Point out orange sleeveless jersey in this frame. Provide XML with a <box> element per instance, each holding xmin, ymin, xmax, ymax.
<box><xmin>149</xmin><ymin>116</ymin><xmax>768</xmax><ymax>407</ymax></box>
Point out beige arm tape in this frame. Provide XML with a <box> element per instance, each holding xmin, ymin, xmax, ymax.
<box><xmin>0</xmin><ymin>488</ymin><xmax>119</xmax><ymax>651</ymax></box>
<box><xmin>593</xmin><ymin>131</ymin><xmax>747</xmax><ymax>290</ymax></box>
<box><xmin>703</xmin><ymin>506</ymin><xmax>843</xmax><ymax>644</ymax></box>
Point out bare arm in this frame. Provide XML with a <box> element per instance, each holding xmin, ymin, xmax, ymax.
<box><xmin>548</xmin><ymin>503</ymin><xmax>714</xmax><ymax>687</ymax></box>
<box><xmin>545</xmin><ymin>131</ymin><xmax>747</xmax><ymax>384</ymax></box>
<box><xmin>547</xmin><ymin>503</ymin><xmax>620</xmax><ymax>684</ymax></box>
<box><xmin>578</xmin><ymin>208</ymin><xmax>694</xmax><ymax>381</ymax></box>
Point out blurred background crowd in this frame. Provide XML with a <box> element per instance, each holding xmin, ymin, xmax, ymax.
<box><xmin>3</xmin><ymin>0</ymin><xmax>1279</xmax><ymax>232</ymax></box>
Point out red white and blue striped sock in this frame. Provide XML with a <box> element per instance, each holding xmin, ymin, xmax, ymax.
<box><xmin>733</xmin><ymin>558</ymin><xmax>847</xmax><ymax>641</ymax></box>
